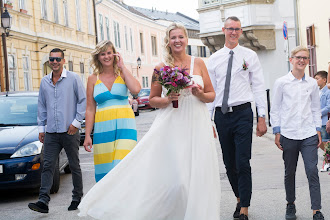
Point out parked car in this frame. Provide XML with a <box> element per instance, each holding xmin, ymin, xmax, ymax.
<box><xmin>135</xmin><ymin>88</ymin><xmax>155</xmax><ymax>110</ymax></box>
<box><xmin>0</xmin><ymin>92</ymin><xmax>70</xmax><ymax>193</ymax></box>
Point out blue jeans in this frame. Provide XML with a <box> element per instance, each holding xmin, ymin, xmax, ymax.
<box><xmin>39</xmin><ymin>132</ymin><xmax>83</xmax><ymax>205</ymax></box>
<box><xmin>214</xmin><ymin>107</ymin><xmax>253</xmax><ymax>207</ymax></box>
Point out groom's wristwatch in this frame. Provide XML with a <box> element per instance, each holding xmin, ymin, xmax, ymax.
<box><xmin>259</xmin><ymin>114</ymin><xmax>265</xmax><ymax>118</ymax></box>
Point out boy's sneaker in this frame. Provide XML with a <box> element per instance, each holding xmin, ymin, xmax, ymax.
<box><xmin>233</xmin><ymin>202</ymin><xmax>241</xmax><ymax>219</ymax></box>
<box><xmin>285</xmin><ymin>203</ymin><xmax>296</xmax><ymax>219</ymax></box>
<box><xmin>28</xmin><ymin>201</ymin><xmax>49</xmax><ymax>213</ymax></box>
<box><xmin>313</xmin><ymin>211</ymin><xmax>324</xmax><ymax>220</ymax></box>
<box><xmin>320</xmin><ymin>163</ymin><xmax>330</xmax><ymax>172</ymax></box>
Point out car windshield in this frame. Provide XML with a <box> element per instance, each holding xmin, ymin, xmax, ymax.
<box><xmin>138</xmin><ymin>89</ymin><xmax>150</xmax><ymax>97</ymax></box>
<box><xmin>0</xmin><ymin>96</ymin><xmax>38</xmax><ymax>126</ymax></box>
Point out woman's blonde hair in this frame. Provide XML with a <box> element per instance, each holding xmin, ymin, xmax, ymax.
<box><xmin>91</xmin><ymin>40</ymin><xmax>120</xmax><ymax>75</ymax></box>
<box><xmin>163</xmin><ymin>23</ymin><xmax>188</xmax><ymax>67</ymax></box>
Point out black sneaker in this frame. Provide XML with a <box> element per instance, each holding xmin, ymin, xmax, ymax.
<box><xmin>68</xmin><ymin>200</ymin><xmax>80</xmax><ymax>211</ymax></box>
<box><xmin>313</xmin><ymin>211</ymin><xmax>324</xmax><ymax>220</ymax></box>
<box><xmin>239</xmin><ymin>214</ymin><xmax>248</xmax><ymax>220</ymax></box>
<box><xmin>28</xmin><ymin>201</ymin><xmax>49</xmax><ymax>213</ymax></box>
<box><xmin>233</xmin><ymin>202</ymin><xmax>241</xmax><ymax>219</ymax></box>
<box><xmin>285</xmin><ymin>203</ymin><xmax>296</xmax><ymax>220</ymax></box>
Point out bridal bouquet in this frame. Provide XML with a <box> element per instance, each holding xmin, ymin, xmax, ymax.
<box><xmin>154</xmin><ymin>66</ymin><xmax>192</xmax><ymax>108</ymax></box>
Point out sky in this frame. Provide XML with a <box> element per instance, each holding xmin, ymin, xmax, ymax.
<box><xmin>123</xmin><ymin>0</ymin><xmax>199</xmax><ymax>20</ymax></box>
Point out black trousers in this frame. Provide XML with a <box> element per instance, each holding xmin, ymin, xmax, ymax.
<box><xmin>214</xmin><ymin>107</ymin><xmax>253</xmax><ymax>207</ymax></box>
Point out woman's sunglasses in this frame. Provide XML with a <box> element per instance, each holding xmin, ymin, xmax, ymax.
<box><xmin>49</xmin><ymin>57</ymin><xmax>63</xmax><ymax>62</ymax></box>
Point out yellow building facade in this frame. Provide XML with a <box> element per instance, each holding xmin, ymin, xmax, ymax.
<box><xmin>0</xmin><ymin>0</ymin><xmax>96</xmax><ymax>92</ymax></box>
<box><xmin>297</xmin><ymin>0</ymin><xmax>330</xmax><ymax>76</ymax></box>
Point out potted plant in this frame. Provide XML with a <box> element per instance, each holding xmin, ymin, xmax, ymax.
<box><xmin>20</xmin><ymin>8</ymin><xmax>27</xmax><ymax>14</ymax></box>
<box><xmin>4</xmin><ymin>1</ymin><xmax>13</xmax><ymax>9</ymax></box>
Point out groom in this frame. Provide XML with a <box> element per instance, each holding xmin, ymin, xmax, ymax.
<box><xmin>207</xmin><ymin>16</ymin><xmax>267</xmax><ymax>220</ymax></box>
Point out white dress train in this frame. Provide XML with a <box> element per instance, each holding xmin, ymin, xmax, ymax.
<box><xmin>78</xmin><ymin>57</ymin><xmax>221</xmax><ymax>220</ymax></box>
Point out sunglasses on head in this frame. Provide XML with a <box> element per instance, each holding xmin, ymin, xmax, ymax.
<box><xmin>49</xmin><ymin>57</ymin><xmax>63</xmax><ymax>62</ymax></box>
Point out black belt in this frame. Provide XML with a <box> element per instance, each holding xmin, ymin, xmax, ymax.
<box><xmin>216</xmin><ymin>102</ymin><xmax>251</xmax><ymax>113</ymax></box>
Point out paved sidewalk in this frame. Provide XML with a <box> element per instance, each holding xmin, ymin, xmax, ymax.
<box><xmin>217</xmin><ymin>124</ymin><xmax>330</xmax><ymax>220</ymax></box>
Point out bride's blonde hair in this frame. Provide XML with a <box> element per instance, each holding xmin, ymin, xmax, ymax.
<box><xmin>91</xmin><ymin>40</ymin><xmax>120</xmax><ymax>75</ymax></box>
<box><xmin>163</xmin><ymin>23</ymin><xmax>188</xmax><ymax>67</ymax></box>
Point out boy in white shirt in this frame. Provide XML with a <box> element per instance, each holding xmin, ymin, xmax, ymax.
<box><xmin>270</xmin><ymin>46</ymin><xmax>324</xmax><ymax>220</ymax></box>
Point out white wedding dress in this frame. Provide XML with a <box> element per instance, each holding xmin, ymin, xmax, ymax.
<box><xmin>78</xmin><ymin>57</ymin><xmax>221</xmax><ymax>220</ymax></box>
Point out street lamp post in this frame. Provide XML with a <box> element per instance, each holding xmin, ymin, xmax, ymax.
<box><xmin>1</xmin><ymin>1</ymin><xmax>12</xmax><ymax>92</ymax></box>
<box><xmin>133</xmin><ymin>57</ymin><xmax>141</xmax><ymax>78</ymax></box>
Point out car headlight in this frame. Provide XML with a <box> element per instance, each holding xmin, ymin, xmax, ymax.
<box><xmin>10</xmin><ymin>141</ymin><xmax>43</xmax><ymax>158</ymax></box>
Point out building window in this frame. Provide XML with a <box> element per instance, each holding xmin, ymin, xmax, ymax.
<box><xmin>130</xmin><ymin>28</ymin><xmax>133</xmax><ymax>52</ymax></box>
<box><xmin>53</xmin><ymin>0</ymin><xmax>59</xmax><ymax>23</ymax></box>
<box><xmin>306</xmin><ymin>25</ymin><xmax>317</xmax><ymax>76</ymax></box>
<box><xmin>105</xmin><ymin>17</ymin><xmax>110</xmax><ymax>40</ymax></box>
<box><xmin>140</xmin><ymin>32</ymin><xmax>144</xmax><ymax>54</ymax></box>
<box><xmin>146</xmin><ymin>76</ymin><xmax>149</xmax><ymax>88</ymax></box>
<box><xmin>22</xmin><ymin>56</ymin><xmax>31</xmax><ymax>91</ymax></box>
<box><xmin>68</xmin><ymin>61</ymin><xmax>73</xmax><ymax>71</ymax></box>
<box><xmin>80</xmin><ymin>62</ymin><xmax>85</xmax><ymax>83</ymax></box>
<box><xmin>114</xmin><ymin>21</ymin><xmax>121</xmax><ymax>48</ymax></box>
<box><xmin>186</xmin><ymin>45</ymin><xmax>191</xmax><ymax>55</ymax></box>
<box><xmin>99</xmin><ymin>14</ymin><xmax>104</xmax><ymax>41</ymax></box>
<box><xmin>142</xmin><ymin>76</ymin><xmax>146</xmax><ymax>88</ymax></box>
<box><xmin>197</xmin><ymin>46</ymin><xmax>207</xmax><ymax>57</ymax></box>
<box><xmin>41</xmin><ymin>0</ymin><xmax>48</xmax><ymax>20</ymax></box>
<box><xmin>151</xmin><ymin>36</ymin><xmax>157</xmax><ymax>56</ymax></box>
<box><xmin>125</xmin><ymin>26</ymin><xmax>129</xmax><ymax>51</ymax></box>
<box><xmin>75</xmin><ymin>0</ymin><xmax>81</xmax><ymax>31</ymax></box>
<box><xmin>19</xmin><ymin>0</ymin><xmax>26</xmax><ymax>10</ymax></box>
<box><xmin>63</xmin><ymin>0</ymin><xmax>69</xmax><ymax>26</ymax></box>
<box><xmin>8</xmin><ymin>55</ymin><xmax>17</xmax><ymax>91</ymax></box>
<box><xmin>87</xmin><ymin>0</ymin><xmax>93</xmax><ymax>34</ymax></box>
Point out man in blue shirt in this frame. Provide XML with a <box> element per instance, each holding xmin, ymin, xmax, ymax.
<box><xmin>28</xmin><ymin>48</ymin><xmax>86</xmax><ymax>213</ymax></box>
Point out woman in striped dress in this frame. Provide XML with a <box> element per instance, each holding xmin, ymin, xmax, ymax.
<box><xmin>83</xmin><ymin>40</ymin><xmax>141</xmax><ymax>182</ymax></box>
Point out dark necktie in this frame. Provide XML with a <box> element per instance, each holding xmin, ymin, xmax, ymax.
<box><xmin>221</xmin><ymin>50</ymin><xmax>234</xmax><ymax>114</ymax></box>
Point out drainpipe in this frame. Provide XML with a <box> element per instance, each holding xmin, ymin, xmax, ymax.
<box><xmin>93</xmin><ymin>0</ymin><xmax>101</xmax><ymax>44</ymax></box>
<box><xmin>293</xmin><ymin>0</ymin><xmax>300</xmax><ymax>46</ymax></box>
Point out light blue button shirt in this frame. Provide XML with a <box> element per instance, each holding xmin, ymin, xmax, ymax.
<box><xmin>38</xmin><ymin>68</ymin><xmax>86</xmax><ymax>133</ymax></box>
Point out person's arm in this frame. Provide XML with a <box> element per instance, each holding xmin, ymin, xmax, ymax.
<box><xmin>270</xmin><ymin>79</ymin><xmax>283</xmax><ymax>150</ymax></box>
<box><xmin>206</xmin><ymin>57</ymin><xmax>217</xmax><ymax>119</ymax></box>
<box><xmin>83</xmin><ymin>75</ymin><xmax>97</xmax><ymax>152</ymax></box>
<box><xmin>115</xmin><ymin>53</ymin><xmax>141</xmax><ymax>95</ymax></box>
<box><xmin>37</xmin><ymin>80</ymin><xmax>47</xmax><ymax>143</ymax></box>
<box><xmin>71</xmin><ymin>74</ymin><xmax>87</xmax><ymax>130</ymax></box>
<box><xmin>249</xmin><ymin>52</ymin><xmax>267</xmax><ymax>136</ymax></box>
<box><xmin>321</xmin><ymin>91</ymin><xmax>330</xmax><ymax>117</ymax></box>
<box><xmin>250</xmin><ymin>52</ymin><xmax>267</xmax><ymax>117</ymax></box>
<box><xmin>191</xmin><ymin>58</ymin><xmax>215</xmax><ymax>103</ymax></box>
<box><xmin>149</xmin><ymin>63</ymin><xmax>179</xmax><ymax>108</ymax></box>
<box><xmin>311</xmin><ymin>81</ymin><xmax>322</xmax><ymax>132</ymax></box>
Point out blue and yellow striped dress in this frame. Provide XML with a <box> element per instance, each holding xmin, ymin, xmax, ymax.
<box><xmin>93</xmin><ymin>75</ymin><xmax>137</xmax><ymax>182</ymax></box>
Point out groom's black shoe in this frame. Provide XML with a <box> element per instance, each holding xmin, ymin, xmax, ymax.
<box><xmin>233</xmin><ymin>202</ymin><xmax>241</xmax><ymax>219</ymax></box>
<box><xmin>239</xmin><ymin>214</ymin><xmax>249</xmax><ymax>220</ymax></box>
<box><xmin>68</xmin><ymin>200</ymin><xmax>80</xmax><ymax>211</ymax></box>
<box><xmin>28</xmin><ymin>201</ymin><xmax>49</xmax><ymax>213</ymax></box>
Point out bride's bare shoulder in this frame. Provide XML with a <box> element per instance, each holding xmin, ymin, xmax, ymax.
<box><xmin>154</xmin><ymin>62</ymin><xmax>166</xmax><ymax>71</ymax></box>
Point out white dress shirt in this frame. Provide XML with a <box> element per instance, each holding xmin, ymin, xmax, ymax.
<box><xmin>207</xmin><ymin>44</ymin><xmax>266</xmax><ymax>118</ymax></box>
<box><xmin>270</xmin><ymin>72</ymin><xmax>321</xmax><ymax>140</ymax></box>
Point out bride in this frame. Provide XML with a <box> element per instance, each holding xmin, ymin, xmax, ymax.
<box><xmin>78</xmin><ymin>22</ymin><xmax>221</xmax><ymax>220</ymax></box>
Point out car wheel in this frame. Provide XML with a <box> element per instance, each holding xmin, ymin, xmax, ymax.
<box><xmin>50</xmin><ymin>159</ymin><xmax>60</xmax><ymax>194</ymax></box>
<box><xmin>64</xmin><ymin>164</ymin><xmax>71</xmax><ymax>174</ymax></box>
<box><xmin>135</xmin><ymin>108</ymin><xmax>139</xmax><ymax>116</ymax></box>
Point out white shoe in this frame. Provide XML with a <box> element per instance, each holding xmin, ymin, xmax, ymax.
<box><xmin>320</xmin><ymin>163</ymin><xmax>330</xmax><ymax>172</ymax></box>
